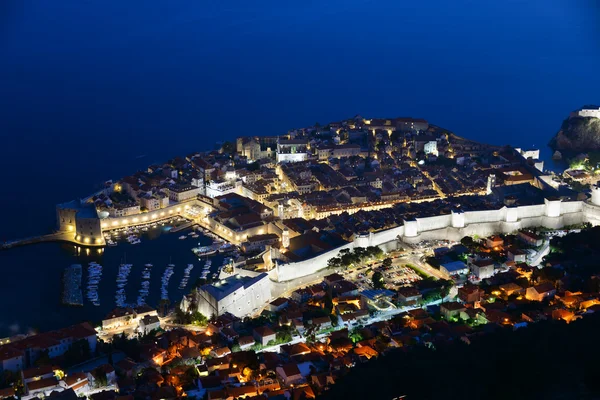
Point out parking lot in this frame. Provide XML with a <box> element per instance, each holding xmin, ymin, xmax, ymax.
<box><xmin>341</xmin><ymin>255</ymin><xmax>426</xmax><ymax>291</ymax></box>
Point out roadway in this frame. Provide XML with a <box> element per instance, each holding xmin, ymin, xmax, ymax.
<box><xmin>528</xmin><ymin>240</ymin><xmax>550</xmax><ymax>267</ymax></box>
<box><xmin>257</xmin><ymin>298</ymin><xmax>444</xmax><ymax>354</ymax></box>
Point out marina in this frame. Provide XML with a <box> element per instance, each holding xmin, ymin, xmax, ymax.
<box><xmin>62</xmin><ymin>264</ymin><xmax>83</xmax><ymax>306</ymax></box>
<box><xmin>160</xmin><ymin>263</ymin><xmax>175</xmax><ymax>301</ymax></box>
<box><xmin>1</xmin><ymin>218</ymin><xmax>223</xmax><ymax>335</ymax></box>
<box><xmin>137</xmin><ymin>264</ymin><xmax>152</xmax><ymax>306</ymax></box>
<box><xmin>86</xmin><ymin>262</ymin><xmax>102</xmax><ymax>307</ymax></box>
<box><xmin>115</xmin><ymin>263</ymin><xmax>133</xmax><ymax>307</ymax></box>
<box><xmin>178</xmin><ymin>264</ymin><xmax>194</xmax><ymax>290</ymax></box>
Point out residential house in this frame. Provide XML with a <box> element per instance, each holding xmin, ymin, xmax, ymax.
<box><xmin>253</xmin><ymin>326</ymin><xmax>276</xmax><ymax>347</ymax></box>
<box><xmin>331</xmin><ymin>280</ymin><xmax>359</xmax><ymax>297</ymax></box>
<box><xmin>102</xmin><ymin>308</ymin><xmax>135</xmax><ymax>330</ymax></box>
<box><xmin>457</xmin><ymin>284</ymin><xmax>483</xmax><ymax>304</ymax></box>
<box><xmin>518</xmin><ymin>231</ymin><xmax>544</xmax><ymax>247</ymax></box>
<box><xmin>138</xmin><ymin>315</ymin><xmax>160</xmax><ymax>335</ymax></box>
<box><xmin>6</xmin><ymin>322</ymin><xmax>97</xmax><ymax>368</ymax></box>
<box><xmin>507</xmin><ymin>247</ymin><xmax>527</xmax><ymax>263</ymax></box>
<box><xmin>499</xmin><ymin>283</ymin><xmax>523</xmax><ymax>297</ymax></box>
<box><xmin>22</xmin><ymin>365</ymin><xmax>55</xmax><ymax>384</ymax></box>
<box><xmin>220</xmin><ymin>327</ymin><xmax>239</xmax><ymax>343</ymax></box>
<box><xmin>440</xmin><ymin>261</ymin><xmax>469</xmax><ymax>276</ymax></box>
<box><xmin>0</xmin><ymin>387</ymin><xmax>15</xmax><ymax>399</ymax></box>
<box><xmin>470</xmin><ymin>259</ymin><xmax>495</xmax><ymax>280</ymax></box>
<box><xmin>60</xmin><ymin>373</ymin><xmax>89</xmax><ymax>396</ymax></box>
<box><xmin>25</xmin><ymin>377</ymin><xmax>61</xmax><ymax>398</ymax></box>
<box><xmin>0</xmin><ymin>346</ymin><xmax>23</xmax><ymax>373</ymax></box>
<box><xmin>237</xmin><ymin>336</ymin><xmax>255</xmax><ymax>351</ymax></box>
<box><xmin>526</xmin><ymin>283</ymin><xmax>556</xmax><ymax>302</ymax></box>
<box><xmin>311</xmin><ymin>374</ymin><xmax>335</xmax><ymax>391</ymax></box>
<box><xmin>310</xmin><ymin>316</ymin><xmax>332</xmax><ymax>331</ymax></box>
<box><xmin>210</xmin><ymin>347</ymin><xmax>231</xmax><ymax>359</ymax></box>
<box><xmin>115</xmin><ymin>358</ymin><xmax>137</xmax><ymax>378</ymax></box>
<box><xmin>440</xmin><ymin>302</ymin><xmax>466</xmax><ymax>320</ymax></box>
<box><xmin>269</xmin><ymin>298</ymin><xmax>289</xmax><ymax>313</ymax></box>
<box><xmin>485</xmin><ymin>235</ymin><xmax>504</xmax><ymax>249</ymax></box>
<box><xmin>91</xmin><ymin>364</ymin><xmax>116</xmax><ymax>386</ymax></box>
<box><xmin>324</xmin><ymin>273</ymin><xmax>345</xmax><ymax>287</ymax></box>
<box><xmin>276</xmin><ymin>363</ymin><xmax>303</xmax><ymax>386</ymax></box>
<box><xmin>396</xmin><ymin>286</ymin><xmax>422</xmax><ymax>305</ymax></box>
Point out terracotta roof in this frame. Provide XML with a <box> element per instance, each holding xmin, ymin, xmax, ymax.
<box><xmin>23</xmin><ymin>365</ymin><xmax>55</xmax><ymax>380</ymax></box>
<box><xmin>238</xmin><ymin>336</ymin><xmax>255</xmax><ymax>347</ymax></box>
<box><xmin>533</xmin><ymin>282</ymin><xmax>555</xmax><ymax>294</ymax></box>
<box><xmin>27</xmin><ymin>377</ymin><xmax>59</xmax><ymax>391</ymax></box>
<box><xmin>280</xmin><ymin>363</ymin><xmax>301</xmax><ymax>377</ymax></box>
<box><xmin>115</xmin><ymin>358</ymin><xmax>136</xmax><ymax>372</ymax></box>
<box><xmin>64</xmin><ymin>372</ymin><xmax>88</xmax><ymax>387</ymax></box>
<box><xmin>441</xmin><ymin>302</ymin><xmax>466</xmax><ymax>311</ymax></box>
<box><xmin>212</xmin><ymin>347</ymin><xmax>231</xmax><ymax>357</ymax></box>
<box><xmin>253</xmin><ymin>326</ymin><xmax>275</xmax><ymax>338</ymax></box>
<box><xmin>104</xmin><ymin>308</ymin><xmax>135</xmax><ymax>320</ymax></box>
<box><xmin>0</xmin><ymin>345</ymin><xmax>23</xmax><ymax>362</ymax></box>
<box><xmin>0</xmin><ymin>387</ymin><xmax>15</xmax><ymax>399</ymax></box>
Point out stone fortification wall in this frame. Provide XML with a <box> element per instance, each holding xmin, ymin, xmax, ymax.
<box><xmin>275</xmin><ymin>199</ymin><xmax>593</xmax><ymax>282</ymax></box>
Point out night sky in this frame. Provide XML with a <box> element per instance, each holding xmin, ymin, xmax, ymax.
<box><xmin>1</xmin><ymin>1</ymin><xmax>599</xmax><ymax>239</ymax></box>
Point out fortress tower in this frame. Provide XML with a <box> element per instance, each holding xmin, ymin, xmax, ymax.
<box><xmin>592</xmin><ymin>183</ymin><xmax>600</xmax><ymax>206</ymax></box>
<box><xmin>282</xmin><ymin>227</ymin><xmax>290</xmax><ymax>249</ymax></box>
<box><xmin>487</xmin><ymin>174</ymin><xmax>496</xmax><ymax>195</ymax></box>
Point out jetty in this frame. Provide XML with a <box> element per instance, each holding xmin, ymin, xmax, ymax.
<box><xmin>169</xmin><ymin>221</ymin><xmax>196</xmax><ymax>233</ymax></box>
<box><xmin>1</xmin><ymin>232</ymin><xmax>105</xmax><ymax>250</ymax></box>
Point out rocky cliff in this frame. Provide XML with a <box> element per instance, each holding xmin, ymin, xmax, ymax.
<box><xmin>550</xmin><ymin>116</ymin><xmax>600</xmax><ymax>154</ymax></box>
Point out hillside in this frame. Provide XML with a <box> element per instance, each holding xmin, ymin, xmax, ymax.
<box><xmin>320</xmin><ymin>314</ymin><xmax>600</xmax><ymax>400</ymax></box>
<box><xmin>550</xmin><ymin>116</ymin><xmax>600</xmax><ymax>154</ymax></box>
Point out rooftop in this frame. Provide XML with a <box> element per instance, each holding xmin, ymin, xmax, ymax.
<box><xmin>202</xmin><ymin>273</ymin><xmax>268</xmax><ymax>301</ymax></box>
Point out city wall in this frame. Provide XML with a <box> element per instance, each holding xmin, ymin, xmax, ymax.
<box><xmin>274</xmin><ymin>199</ymin><xmax>592</xmax><ymax>282</ymax></box>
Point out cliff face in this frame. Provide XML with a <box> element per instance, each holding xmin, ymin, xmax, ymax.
<box><xmin>550</xmin><ymin>116</ymin><xmax>600</xmax><ymax>154</ymax></box>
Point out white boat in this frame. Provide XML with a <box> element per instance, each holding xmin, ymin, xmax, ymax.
<box><xmin>179</xmin><ymin>235</ymin><xmax>187</xmax><ymax>240</ymax></box>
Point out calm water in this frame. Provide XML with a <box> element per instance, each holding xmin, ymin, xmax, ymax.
<box><xmin>0</xmin><ymin>0</ymin><xmax>599</xmax><ymax>336</ymax></box>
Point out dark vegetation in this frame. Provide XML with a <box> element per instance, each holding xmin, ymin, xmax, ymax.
<box><xmin>320</xmin><ymin>314</ymin><xmax>600</xmax><ymax>399</ymax></box>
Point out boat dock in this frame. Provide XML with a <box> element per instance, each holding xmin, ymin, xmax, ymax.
<box><xmin>169</xmin><ymin>221</ymin><xmax>196</xmax><ymax>233</ymax></box>
<box><xmin>62</xmin><ymin>264</ymin><xmax>83</xmax><ymax>306</ymax></box>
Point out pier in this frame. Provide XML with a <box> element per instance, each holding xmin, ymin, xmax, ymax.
<box><xmin>169</xmin><ymin>220</ymin><xmax>196</xmax><ymax>233</ymax></box>
<box><xmin>1</xmin><ymin>232</ymin><xmax>104</xmax><ymax>250</ymax></box>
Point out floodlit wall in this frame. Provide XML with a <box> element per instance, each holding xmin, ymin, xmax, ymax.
<box><xmin>416</xmin><ymin>214</ymin><xmax>452</xmax><ymax>232</ymax></box>
<box><xmin>561</xmin><ymin>201</ymin><xmax>583</xmax><ymax>214</ymax></box>
<box><xmin>275</xmin><ymin>199</ymin><xmax>596</xmax><ymax>282</ymax></box>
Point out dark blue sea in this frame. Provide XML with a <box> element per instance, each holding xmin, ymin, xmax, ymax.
<box><xmin>0</xmin><ymin>0</ymin><xmax>599</xmax><ymax>336</ymax></box>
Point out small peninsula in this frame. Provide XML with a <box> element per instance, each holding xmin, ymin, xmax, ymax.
<box><xmin>550</xmin><ymin>105</ymin><xmax>600</xmax><ymax>156</ymax></box>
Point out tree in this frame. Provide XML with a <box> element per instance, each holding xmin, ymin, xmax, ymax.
<box><xmin>34</xmin><ymin>350</ymin><xmax>51</xmax><ymax>367</ymax></box>
<box><xmin>191</xmin><ymin>311</ymin><xmax>208</xmax><ymax>326</ymax></box>
<box><xmin>372</xmin><ymin>271</ymin><xmax>385</xmax><ymax>289</ymax></box>
<box><xmin>349</xmin><ymin>329</ymin><xmax>363</xmax><ymax>344</ymax></box>
<box><xmin>382</xmin><ymin>258</ymin><xmax>393</xmax><ymax>268</ymax></box>
<box><xmin>64</xmin><ymin>339</ymin><xmax>91</xmax><ymax>367</ymax></box>
<box><xmin>276</xmin><ymin>330</ymin><xmax>292</xmax><ymax>344</ymax></box>
<box><xmin>221</xmin><ymin>141</ymin><xmax>235</xmax><ymax>154</ymax></box>
<box><xmin>93</xmin><ymin>367</ymin><xmax>108</xmax><ymax>388</ymax></box>
<box><xmin>460</xmin><ymin>236</ymin><xmax>474</xmax><ymax>247</ymax></box>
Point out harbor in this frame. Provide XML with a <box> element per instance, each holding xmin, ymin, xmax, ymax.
<box><xmin>0</xmin><ymin>219</ymin><xmax>228</xmax><ymax>336</ymax></box>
